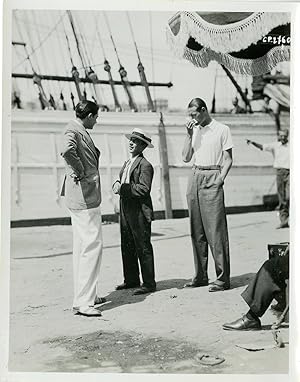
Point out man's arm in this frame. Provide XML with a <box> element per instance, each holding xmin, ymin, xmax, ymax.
<box><xmin>182</xmin><ymin>120</ymin><xmax>195</xmax><ymax>162</ymax></box>
<box><xmin>61</xmin><ymin>130</ymin><xmax>85</xmax><ymax>180</ymax></box>
<box><xmin>220</xmin><ymin>149</ymin><xmax>233</xmax><ymax>182</ymax></box>
<box><xmin>120</xmin><ymin>162</ymin><xmax>154</xmax><ymax>198</ymax></box>
<box><xmin>246</xmin><ymin>139</ymin><xmax>263</xmax><ymax>151</ymax></box>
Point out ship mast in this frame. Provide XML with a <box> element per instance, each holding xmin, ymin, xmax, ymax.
<box><xmin>103</xmin><ymin>11</ymin><xmax>138</xmax><ymax>112</ymax></box>
<box><xmin>13</xmin><ymin>11</ymin><xmax>50</xmax><ymax>109</ymax></box>
<box><xmin>95</xmin><ymin>17</ymin><xmax>122</xmax><ymax>112</ymax></box>
<box><xmin>126</xmin><ymin>12</ymin><xmax>156</xmax><ymax>112</ymax></box>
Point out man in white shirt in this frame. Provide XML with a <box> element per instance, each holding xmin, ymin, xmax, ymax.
<box><xmin>182</xmin><ymin>98</ymin><xmax>233</xmax><ymax>292</ymax></box>
<box><xmin>246</xmin><ymin>129</ymin><xmax>289</xmax><ymax>228</ymax></box>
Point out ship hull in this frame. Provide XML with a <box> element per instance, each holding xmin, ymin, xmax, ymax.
<box><xmin>9</xmin><ymin>111</ymin><xmax>289</xmax><ymax>225</ymax></box>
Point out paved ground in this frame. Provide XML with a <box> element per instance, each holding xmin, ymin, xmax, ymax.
<box><xmin>9</xmin><ymin>211</ymin><xmax>290</xmax><ymax>374</ymax></box>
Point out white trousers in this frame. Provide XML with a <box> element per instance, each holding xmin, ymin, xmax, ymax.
<box><xmin>69</xmin><ymin>205</ymin><xmax>103</xmax><ymax>309</ymax></box>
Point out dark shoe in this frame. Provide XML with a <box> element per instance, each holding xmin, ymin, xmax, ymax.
<box><xmin>223</xmin><ymin>315</ymin><xmax>261</xmax><ymax>331</ymax></box>
<box><xmin>133</xmin><ymin>287</ymin><xmax>156</xmax><ymax>295</ymax></box>
<box><xmin>184</xmin><ymin>281</ymin><xmax>208</xmax><ymax>288</ymax></box>
<box><xmin>115</xmin><ymin>282</ymin><xmax>140</xmax><ymax>290</ymax></box>
<box><xmin>209</xmin><ymin>283</ymin><xmax>229</xmax><ymax>292</ymax></box>
<box><xmin>94</xmin><ymin>296</ymin><xmax>107</xmax><ymax>305</ymax></box>
<box><xmin>276</xmin><ymin>223</ymin><xmax>289</xmax><ymax>229</ymax></box>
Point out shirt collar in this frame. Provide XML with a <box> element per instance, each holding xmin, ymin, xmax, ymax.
<box><xmin>201</xmin><ymin>119</ymin><xmax>215</xmax><ymax>130</ymax></box>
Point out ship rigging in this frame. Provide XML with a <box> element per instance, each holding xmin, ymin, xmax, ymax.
<box><xmin>12</xmin><ymin>10</ymin><xmax>173</xmax><ymax>112</ymax></box>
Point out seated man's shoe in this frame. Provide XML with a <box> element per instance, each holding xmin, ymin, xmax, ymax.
<box><xmin>75</xmin><ymin>306</ymin><xmax>102</xmax><ymax>317</ymax></box>
<box><xmin>223</xmin><ymin>314</ymin><xmax>261</xmax><ymax>331</ymax></box>
<box><xmin>115</xmin><ymin>282</ymin><xmax>140</xmax><ymax>290</ymax></box>
<box><xmin>209</xmin><ymin>283</ymin><xmax>229</xmax><ymax>292</ymax></box>
<box><xmin>276</xmin><ymin>223</ymin><xmax>289</xmax><ymax>229</ymax></box>
<box><xmin>184</xmin><ymin>280</ymin><xmax>208</xmax><ymax>288</ymax></box>
<box><xmin>133</xmin><ymin>286</ymin><xmax>156</xmax><ymax>295</ymax></box>
<box><xmin>94</xmin><ymin>296</ymin><xmax>107</xmax><ymax>305</ymax></box>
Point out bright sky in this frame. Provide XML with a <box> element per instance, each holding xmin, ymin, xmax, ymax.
<box><xmin>12</xmin><ymin>10</ymin><xmax>251</xmax><ymax>111</ymax></box>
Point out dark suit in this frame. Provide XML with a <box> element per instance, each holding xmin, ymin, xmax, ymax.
<box><xmin>116</xmin><ymin>154</ymin><xmax>156</xmax><ymax>289</ymax></box>
<box><xmin>241</xmin><ymin>251</ymin><xmax>289</xmax><ymax>317</ymax></box>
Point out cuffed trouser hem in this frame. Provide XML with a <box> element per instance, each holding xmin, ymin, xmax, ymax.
<box><xmin>69</xmin><ymin>205</ymin><xmax>103</xmax><ymax>309</ymax></box>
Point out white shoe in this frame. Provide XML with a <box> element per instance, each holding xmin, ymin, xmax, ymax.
<box><xmin>75</xmin><ymin>306</ymin><xmax>102</xmax><ymax>317</ymax></box>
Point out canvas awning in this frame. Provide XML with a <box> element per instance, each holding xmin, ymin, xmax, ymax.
<box><xmin>166</xmin><ymin>12</ymin><xmax>290</xmax><ymax>76</ymax></box>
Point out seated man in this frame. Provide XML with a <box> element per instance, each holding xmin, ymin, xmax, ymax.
<box><xmin>223</xmin><ymin>247</ymin><xmax>289</xmax><ymax>331</ymax></box>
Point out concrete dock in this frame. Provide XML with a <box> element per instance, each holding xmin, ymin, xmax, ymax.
<box><xmin>9</xmin><ymin>211</ymin><xmax>290</xmax><ymax>374</ymax></box>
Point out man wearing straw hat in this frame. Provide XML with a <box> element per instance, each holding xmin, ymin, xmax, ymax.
<box><xmin>112</xmin><ymin>128</ymin><xmax>156</xmax><ymax>295</ymax></box>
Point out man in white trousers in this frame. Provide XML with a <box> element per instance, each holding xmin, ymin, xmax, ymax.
<box><xmin>61</xmin><ymin>100</ymin><xmax>104</xmax><ymax>317</ymax></box>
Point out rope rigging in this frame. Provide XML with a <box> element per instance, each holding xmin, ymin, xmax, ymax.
<box><xmin>66</xmin><ymin>10</ymin><xmax>85</xmax><ymax>101</ymax></box>
<box><xmin>73</xmin><ymin>12</ymin><xmax>101</xmax><ymax>103</ymax></box>
<box><xmin>75</xmin><ymin>15</ymin><xmax>106</xmax><ymax>106</ymax></box>
<box><xmin>73</xmin><ymin>14</ymin><xmax>92</xmax><ymax>71</ymax></box>
<box><xmin>13</xmin><ymin>11</ymin><xmax>50</xmax><ymax>110</ymax></box>
<box><xmin>12</xmin><ymin>11</ymin><xmax>174</xmax><ymax>112</ymax></box>
<box><xmin>149</xmin><ymin>12</ymin><xmax>156</xmax><ymax>108</ymax></box>
<box><xmin>33</xmin><ymin>10</ymin><xmax>58</xmax><ymax>109</ymax></box>
<box><xmin>126</xmin><ymin>12</ymin><xmax>155</xmax><ymax>112</ymax></box>
<box><xmin>54</xmin><ymin>11</ymin><xmax>73</xmax><ymax>110</ymax></box>
<box><xmin>94</xmin><ymin>14</ymin><xmax>121</xmax><ymax>112</ymax></box>
<box><xmin>62</xmin><ymin>15</ymin><xmax>79</xmax><ymax>108</ymax></box>
<box><xmin>63</xmin><ymin>18</ymin><xmax>75</xmax><ymax>67</ymax></box>
<box><xmin>67</xmin><ymin>10</ymin><xmax>88</xmax><ymax>71</ymax></box>
<box><xmin>67</xmin><ymin>10</ymin><xmax>104</xmax><ymax>106</ymax></box>
<box><xmin>13</xmin><ymin>11</ymin><xmax>67</xmax><ymax>71</ymax></box>
<box><xmin>103</xmin><ymin>11</ymin><xmax>138</xmax><ymax>112</ymax></box>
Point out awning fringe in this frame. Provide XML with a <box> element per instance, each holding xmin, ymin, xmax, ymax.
<box><xmin>183</xmin><ymin>45</ymin><xmax>290</xmax><ymax>76</ymax></box>
<box><xmin>166</xmin><ymin>12</ymin><xmax>290</xmax><ymax>54</ymax></box>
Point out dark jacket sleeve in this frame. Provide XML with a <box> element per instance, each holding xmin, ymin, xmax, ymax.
<box><xmin>120</xmin><ymin>161</ymin><xmax>153</xmax><ymax>198</ymax></box>
<box><xmin>61</xmin><ymin>129</ymin><xmax>85</xmax><ymax>178</ymax></box>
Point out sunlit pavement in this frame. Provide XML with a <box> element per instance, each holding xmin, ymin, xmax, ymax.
<box><xmin>9</xmin><ymin>211</ymin><xmax>290</xmax><ymax>373</ymax></box>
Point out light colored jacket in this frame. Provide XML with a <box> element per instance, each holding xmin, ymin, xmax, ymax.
<box><xmin>60</xmin><ymin>120</ymin><xmax>101</xmax><ymax>210</ymax></box>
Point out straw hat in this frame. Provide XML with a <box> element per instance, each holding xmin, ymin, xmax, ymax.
<box><xmin>125</xmin><ymin>128</ymin><xmax>154</xmax><ymax>148</ymax></box>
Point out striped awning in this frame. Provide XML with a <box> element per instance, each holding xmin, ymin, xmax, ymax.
<box><xmin>166</xmin><ymin>12</ymin><xmax>290</xmax><ymax>76</ymax></box>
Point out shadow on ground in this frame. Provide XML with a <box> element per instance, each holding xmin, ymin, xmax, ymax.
<box><xmin>100</xmin><ymin>278</ymin><xmax>190</xmax><ymax>313</ymax></box>
<box><xmin>230</xmin><ymin>273</ymin><xmax>255</xmax><ymax>290</ymax></box>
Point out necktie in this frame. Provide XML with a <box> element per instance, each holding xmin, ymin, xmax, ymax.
<box><xmin>121</xmin><ymin>160</ymin><xmax>131</xmax><ymax>184</ymax></box>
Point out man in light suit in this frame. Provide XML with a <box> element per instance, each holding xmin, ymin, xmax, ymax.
<box><xmin>112</xmin><ymin>128</ymin><xmax>156</xmax><ymax>295</ymax></box>
<box><xmin>61</xmin><ymin>100</ymin><xmax>104</xmax><ymax>317</ymax></box>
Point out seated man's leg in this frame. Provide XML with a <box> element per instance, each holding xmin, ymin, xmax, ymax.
<box><xmin>271</xmin><ymin>290</ymin><xmax>286</xmax><ymax>311</ymax></box>
<box><xmin>241</xmin><ymin>260</ymin><xmax>282</xmax><ymax>318</ymax></box>
<box><xmin>223</xmin><ymin>259</ymin><xmax>282</xmax><ymax>331</ymax></box>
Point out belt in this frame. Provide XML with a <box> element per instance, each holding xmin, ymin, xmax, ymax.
<box><xmin>193</xmin><ymin>165</ymin><xmax>221</xmax><ymax>170</ymax></box>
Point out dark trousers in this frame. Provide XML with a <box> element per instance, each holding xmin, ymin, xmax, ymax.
<box><xmin>186</xmin><ymin>167</ymin><xmax>230</xmax><ymax>287</ymax></box>
<box><xmin>276</xmin><ymin>168</ymin><xmax>289</xmax><ymax>226</ymax></box>
<box><xmin>119</xmin><ymin>199</ymin><xmax>156</xmax><ymax>289</ymax></box>
<box><xmin>241</xmin><ymin>254</ymin><xmax>289</xmax><ymax>317</ymax></box>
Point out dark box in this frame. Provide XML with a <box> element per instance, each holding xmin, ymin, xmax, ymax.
<box><xmin>268</xmin><ymin>242</ymin><xmax>289</xmax><ymax>259</ymax></box>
